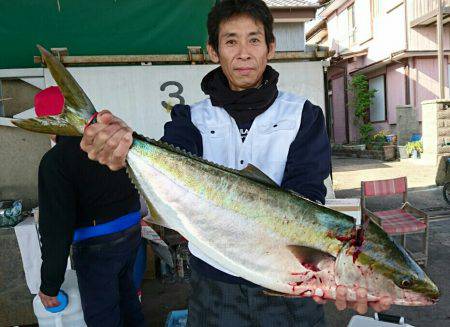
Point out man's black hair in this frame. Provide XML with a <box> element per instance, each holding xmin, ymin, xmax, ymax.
<box><xmin>207</xmin><ymin>0</ymin><xmax>275</xmax><ymax>53</ymax></box>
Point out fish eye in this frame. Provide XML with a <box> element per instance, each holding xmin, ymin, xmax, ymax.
<box><xmin>398</xmin><ymin>276</ymin><xmax>413</xmax><ymax>289</ymax></box>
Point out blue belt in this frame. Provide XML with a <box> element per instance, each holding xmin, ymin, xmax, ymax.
<box><xmin>73</xmin><ymin>211</ymin><xmax>141</xmax><ymax>243</ymax></box>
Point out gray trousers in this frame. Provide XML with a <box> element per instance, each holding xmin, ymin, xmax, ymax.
<box><xmin>187</xmin><ymin>270</ymin><xmax>326</xmax><ymax>327</ymax></box>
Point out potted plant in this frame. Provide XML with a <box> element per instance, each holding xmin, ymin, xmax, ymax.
<box><xmin>368</xmin><ymin>130</ymin><xmax>389</xmax><ymax>150</ymax></box>
<box><xmin>405</xmin><ymin>141</ymin><xmax>423</xmax><ymax>159</ymax></box>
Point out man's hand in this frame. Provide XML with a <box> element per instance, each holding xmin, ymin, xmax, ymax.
<box><xmin>38</xmin><ymin>291</ymin><xmax>60</xmax><ymax>308</ymax></box>
<box><xmin>312</xmin><ymin>285</ymin><xmax>392</xmax><ymax>314</ymax></box>
<box><xmin>80</xmin><ymin>110</ymin><xmax>133</xmax><ymax>171</ymax></box>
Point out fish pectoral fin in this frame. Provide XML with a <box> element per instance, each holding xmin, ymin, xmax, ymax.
<box><xmin>239</xmin><ymin>164</ymin><xmax>278</xmax><ymax>187</ymax></box>
<box><xmin>287</xmin><ymin>245</ymin><xmax>335</xmax><ymax>271</ymax></box>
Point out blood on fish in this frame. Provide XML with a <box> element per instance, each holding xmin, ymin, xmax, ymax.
<box><xmin>288</xmin><ymin>282</ymin><xmax>297</xmax><ymax>292</ymax></box>
<box><xmin>352</xmin><ymin>246</ymin><xmax>362</xmax><ymax>263</ymax></box>
<box><xmin>355</xmin><ymin>227</ymin><xmax>365</xmax><ymax>247</ymax></box>
<box><xmin>326</xmin><ymin>229</ymin><xmax>356</xmax><ymax>243</ymax></box>
<box><xmin>302</xmin><ymin>262</ymin><xmax>319</xmax><ymax>272</ymax></box>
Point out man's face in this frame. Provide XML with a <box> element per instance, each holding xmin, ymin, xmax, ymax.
<box><xmin>208</xmin><ymin>14</ymin><xmax>275</xmax><ymax>91</ymax></box>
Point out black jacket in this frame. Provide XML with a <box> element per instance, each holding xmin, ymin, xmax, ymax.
<box><xmin>38</xmin><ymin>136</ymin><xmax>140</xmax><ymax>296</ymax></box>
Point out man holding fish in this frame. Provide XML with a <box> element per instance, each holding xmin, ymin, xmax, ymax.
<box><xmin>80</xmin><ymin>1</ymin><xmax>392</xmax><ymax>325</ymax></box>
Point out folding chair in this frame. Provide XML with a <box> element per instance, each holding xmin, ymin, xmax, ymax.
<box><xmin>361</xmin><ymin>177</ymin><xmax>429</xmax><ymax>267</ymax></box>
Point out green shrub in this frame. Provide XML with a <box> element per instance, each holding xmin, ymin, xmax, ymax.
<box><xmin>349</xmin><ymin>74</ymin><xmax>377</xmax><ymax>144</ymax></box>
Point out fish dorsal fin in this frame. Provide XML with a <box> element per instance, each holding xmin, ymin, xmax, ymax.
<box><xmin>239</xmin><ymin>164</ymin><xmax>278</xmax><ymax>187</ymax></box>
<box><xmin>133</xmin><ymin>134</ymin><xmax>281</xmax><ymax>189</ymax></box>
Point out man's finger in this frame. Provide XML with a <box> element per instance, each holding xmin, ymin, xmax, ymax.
<box><xmin>354</xmin><ymin>288</ymin><xmax>368</xmax><ymax>314</ymax></box>
<box><xmin>312</xmin><ymin>295</ymin><xmax>327</xmax><ymax>305</ymax></box>
<box><xmin>108</xmin><ymin>133</ymin><xmax>133</xmax><ymax>170</ymax></box>
<box><xmin>369</xmin><ymin>301</ymin><xmax>382</xmax><ymax>312</ymax></box>
<box><xmin>335</xmin><ymin>286</ymin><xmax>347</xmax><ymax>311</ymax></box>
<box><xmin>103</xmin><ymin>126</ymin><xmax>132</xmax><ymax>155</ymax></box>
<box><xmin>378</xmin><ymin>296</ymin><xmax>392</xmax><ymax>312</ymax></box>
<box><xmin>46</xmin><ymin>298</ymin><xmax>61</xmax><ymax>308</ymax></box>
<box><xmin>98</xmin><ymin>128</ymin><xmax>132</xmax><ymax>166</ymax></box>
<box><xmin>39</xmin><ymin>293</ymin><xmax>61</xmax><ymax>308</ymax></box>
<box><xmin>96</xmin><ymin>110</ymin><xmax>113</xmax><ymax>125</ymax></box>
<box><xmin>81</xmin><ymin>122</ymin><xmax>109</xmax><ymax>153</ymax></box>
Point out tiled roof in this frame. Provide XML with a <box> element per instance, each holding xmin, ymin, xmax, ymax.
<box><xmin>264</xmin><ymin>0</ymin><xmax>319</xmax><ymax>7</ymax></box>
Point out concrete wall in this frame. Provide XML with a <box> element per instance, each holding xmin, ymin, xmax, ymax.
<box><xmin>422</xmin><ymin>100</ymin><xmax>450</xmax><ymax>165</ymax></box>
<box><xmin>0</xmin><ymin>125</ymin><xmax>49</xmax><ymax>210</ymax></box>
<box><xmin>0</xmin><ymin>76</ymin><xmax>47</xmax><ymax>210</ymax></box>
<box><xmin>396</xmin><ymin>105</ymin><xmax>420</xmax><ymax>146</ymax></box>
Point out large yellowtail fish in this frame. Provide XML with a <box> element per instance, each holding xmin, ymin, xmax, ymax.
<box><xmin>13</xmin><ymin>45</ymin><xmax>439</xmax><ymax>306</ymax></box>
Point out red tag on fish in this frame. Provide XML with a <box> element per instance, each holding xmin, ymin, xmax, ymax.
<box><xmin>35</xmin><ymin>86</ymin><xmax>64</xmax><ymax>117</ymax></box>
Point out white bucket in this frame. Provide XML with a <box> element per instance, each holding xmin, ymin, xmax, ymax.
<box><xmin>33</xmin><ymin>270</ymin><xmax>86</xmax><ymax>327</ymax></box>
<box><xmin>348</xmin><ymin>314</ymin><xmax>415</xmax><ymax>327</ymax></box>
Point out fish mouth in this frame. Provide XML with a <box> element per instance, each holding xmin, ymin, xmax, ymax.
<box><xmin>395</xmin><ymin>290</ymin><xmax>439</xmax><ymax>306</ymax></box>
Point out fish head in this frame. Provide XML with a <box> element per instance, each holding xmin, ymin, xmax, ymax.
<box><xmin>335</xmin><ymin>221</ymin><xmax>439</xmax><ymax>306</ymax></box>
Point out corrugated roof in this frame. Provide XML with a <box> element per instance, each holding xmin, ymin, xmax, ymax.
<box><xmin>264</xmin><ymin>0</ymin><xmax>319</xmax><ymax>7</ymax></box>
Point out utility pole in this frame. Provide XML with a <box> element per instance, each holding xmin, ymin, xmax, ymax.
<box><xmin>437</xmin><ymin>0</ymin><xmax>445</xmax><ymax>99</ymax></box>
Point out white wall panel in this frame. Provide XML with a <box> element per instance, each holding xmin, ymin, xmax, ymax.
<box><xmin>45</xmin><ymin>62</ymin><xmax>324</xmax><ymax>139</ymax></box>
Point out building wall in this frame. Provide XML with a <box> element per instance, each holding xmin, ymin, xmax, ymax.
<box><xmin>273</xmin><ymin>22</ymin><xmax>305</xmax><ymax>51</ymax></box>
<box><xmin>364</xmin><ymin>3</ymin><xmax>406</xmax><ymax>64</ymax></box>
<box><xmin>332</xmin><ymin>63</ymin><xmax>406</xmax><ymax>143</ymax></box>
<box><xmin>326</xmin><ymin>0</ymin><xmax>406</xmax><ymax>64</ymax></box>
<box><xmin>386</xmin><ymin>63</ymin><xmax>407</xmax><ymax>124</ymax></box>
<box><xmin>408</xmin><ymin>25</ymin><xmax>450</xmax><ymax>51</ymax></box>
<box><xmin>323</xmin><ymin>0</ymin><xmax>450</xmax><ymax>144</ymax></box>
<box><xmin>0</xmin><ymin>126</ymin><xmax>49</xmax><ymax>210</ymax></box>
<box><xmin>412</xmin><ymin>56</ymin><xmax>450</xmax><ymax>120</ymax></box>
<box><xmin>0</xmin><ymin>77</ymin><xmax>48</xmax><ymax>210</ymax></box>
<box><xmin>331</xmin><ymin>75</ymin><xmax>347</xmax><ymax>144</ymax></box>
<box><xmin>44</xmin><ymin>62</ymin><xmax>326</xmax><ymax>139</ymax></box>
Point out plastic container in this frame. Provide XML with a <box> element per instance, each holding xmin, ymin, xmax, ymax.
<box><xmin>33</xmin><ymin>270</ymin><xmax>86</xmax><ymax>327</ymax></box>
<box><xmin>348</xmin><ymin>314</ymin><xmax>414</xmax><ymax>327</ymax></box>
<box><xmin>166</xmin><ymin>309</ymin><xmax>188</xmax><ymax>327</ymax></box>
<box><xmin>44</xmin><ymin>291</ymin><xmax>68</xmax><ymax>313</ymax></box>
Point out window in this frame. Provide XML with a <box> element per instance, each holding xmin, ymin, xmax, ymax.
<box><xmin>369</xmin><ymin>75</ymin><xmax>386</xmax><ymax>122</ymax></box>
<box><xmin>348</xmin><ymin>5</ymin><xmax>356</xmax><ymax>45</ymax></box>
